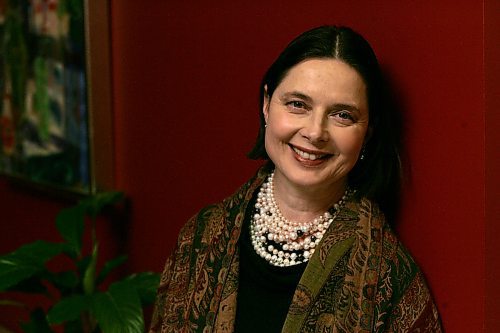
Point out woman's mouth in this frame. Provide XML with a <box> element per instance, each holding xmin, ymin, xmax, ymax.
<box><xmin>290</xmin><ymin>145</ymin><xmax>332</xmax><ymax>163</ymax></box>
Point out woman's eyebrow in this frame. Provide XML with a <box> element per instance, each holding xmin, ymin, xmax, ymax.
<box><xmin>280</xmin><ymin>91</ymin><xmax>313</xmax><ymax>103</ymax></box>
<box><xmin>280</xmin><ymin>91</ymin><xmax>361</xmax><ymax>113</ymax></box>
<box><xmin>330</xmin><ymin>103</ymin><xmax>360</xmax><ymax>112</ymax></box>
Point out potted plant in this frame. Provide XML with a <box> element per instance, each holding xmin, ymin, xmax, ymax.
<box><xmin>0</xmin><ymin>192</ymin><xmax>160</xmax><ymax>332</ymax></box>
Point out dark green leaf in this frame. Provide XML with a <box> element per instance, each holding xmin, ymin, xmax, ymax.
<box><xmin>90</xmin><ymin>280</ymin><xmax>144</xmax><ymax>333</ymax></box>
<box><xmin>0</xmin><ymin>261</ymin><xmax>37</xmax><ymax>292</ymax></box>
<box><xmin>20</xmin><ymin>308</ymin><xmax>54</xmax><ymax>333</ymax></box>
<box><xmin>96</xmin><ymin>255</ymin><xmax>127</xmax><ymax>285</ymax></box>
<box><xmin>7</xmin><ymin>275</ymin><xmax>48</xmax><ymax>294</ymax></box>
<box><xmin>47</xmin><ymin>295</ymin><xmax>91</xmax><ymax>324</ymax></box>
<box><xmin>56</xmin><ymin>205</ymin><xmax>85</xmax><ymax>257</ymax></box>
<box><xmin>2</xmin><ymin>241</ymin><xmax>66</xmax><ymax>264</ymax></box>
<box><xmin>62</xmin><ymin>318</ymin><xmax>85</xmax><ymax>333</ymax></box>
<box><xmin>0</xmin><ymin>241</ymin><xmax>65</xmax><ymax>291</ymax></box>
<box><xmin>124</xmin><ymin>272</ymin><xmax>161</xmax><ymax>305</ymax></box>
<box><xmin>80</xmin><ymin>192</ymin><xmax>124</xmax><ymax>219</ymax></box>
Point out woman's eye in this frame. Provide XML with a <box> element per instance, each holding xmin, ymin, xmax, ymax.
<box><xmin>338</xmin><ymin>111</ymin><xmax>352</xmax><ymax>119</ymax></box>
<box><xmin>332</xmin><ymin>111</ymin><xmax>355</xmax><ymax>123</ymax></box>
<box><xmin>287</xmin><ymin>101</ymin><xmax>307</xmax><ymax>110</ymax></box>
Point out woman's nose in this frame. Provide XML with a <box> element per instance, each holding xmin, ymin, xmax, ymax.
<box><xmin>301</xmin><ymin>115</ymin><xmax>329</xmax><ymax>143</ymax></box>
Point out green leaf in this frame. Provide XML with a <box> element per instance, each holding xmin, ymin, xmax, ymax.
<box><xmin>20</xmin><ymin>308</ymin><xmax>54</xmax><ymax>333</ymax></box>
<box><xmin>61</xmin><ymin>318</ymin><xmax>85</xmax><ymax>333</ymax></box>
<box><xmin>7</xmin><ymin>275</ymin><xmax>48</xmax><ymax>294</ymax></box>
<box><xmin>2</xmin><ymin>241</ymin><xmax>66</xmax><ymax>264</ymax></box>
<box><xmin>47</xmin><ymin>295</ymin><xmax>91</xmax><ymax>324</ymax></box>
<box><xmin>80</xmin><ymin>192</ymin><xmax>124</xmax><ymax>219</ymax></box>
<box><xmin>55</xmin><ymin>205</ymin><xmax>85</xmax><ymax>257</ymax></box>
<box><xmin>124</xmin><ymin>272</ymin><xmax>161</xmax><ymax>305</ymax></box>
<box><xmin>0</xmin><ymin>241</ymin><xmax>66</xmax><ymax>291</ymax></box>
<box><xmin>0</xmin><ymin>261</ymin><xmax>37</xmax><ymax>292</ymax></box>
<box><xmin>90</xmin><ymin>280</ymin><xmax>144</xmax><ymax>333</ymax></box>
<box><xmin>96</xmin><ymin>255</ymin><xmax>127</xmax><ymax>285</ymax></box>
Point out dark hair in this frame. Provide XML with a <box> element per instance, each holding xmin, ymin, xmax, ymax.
<box><xmin>248</xmin><ymin>26</ymin><xmax>402</xmax><ymax>223</ymax></box>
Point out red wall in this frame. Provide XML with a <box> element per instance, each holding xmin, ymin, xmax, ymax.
<box><xmin>485</xmin><ymin>0</ymin><xmax>500</xmax><ymax>330</ymax></box>
<box><xmin>1</xmin><ymin>0</ymin><xmax>497</xmax><ymax>331</ymax></box>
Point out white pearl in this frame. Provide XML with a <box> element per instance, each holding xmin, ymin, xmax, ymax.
<box><xmin>250</xmin><ymin>170</ymin><xmax>353</xmax><ymax>267</ymax></box>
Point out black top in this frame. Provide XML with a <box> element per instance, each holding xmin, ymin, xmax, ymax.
<box><xmin>234</xmin><ymin>191</ymin><xmax>307</xmax><ymax>333</ymax></box>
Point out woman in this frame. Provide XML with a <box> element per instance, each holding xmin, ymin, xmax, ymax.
<box><xmin>150</xmin><ymin>26</ymin><xmax>442</xmax><ymax>332</ymax></box>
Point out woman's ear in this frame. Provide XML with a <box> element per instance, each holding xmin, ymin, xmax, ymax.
<box><xmin>263</xmin><ymin>85</ymin><xmax>270</xmax><ymax>124</ymax></box>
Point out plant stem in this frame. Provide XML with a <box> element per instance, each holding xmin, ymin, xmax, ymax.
<box><xmin>81</xmin><ymin>311</ymin><xmax>96</xmax><ymax>333</ymax></box>
<box><xmin>83</xmin><ymin>218</ymin><xmax>98</xmax><ymax>295</ymax></box>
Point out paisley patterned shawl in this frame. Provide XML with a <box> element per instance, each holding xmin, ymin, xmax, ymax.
<box><xmin>150</xmin><ymin>167</ymin><xmax>442</xmax><ymax>332</ymax></box>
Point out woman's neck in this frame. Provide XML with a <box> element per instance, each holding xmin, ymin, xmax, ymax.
<box><xmin>272</xmin><ymin>171</ymin><xmax>347</xmax><ymax>224</ymax></box>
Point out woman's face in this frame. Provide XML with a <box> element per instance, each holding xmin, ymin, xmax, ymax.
<box><xmin>263</xmin><ymin>58</ymin><xmax>369</xmax><ymax>193</ymax></box>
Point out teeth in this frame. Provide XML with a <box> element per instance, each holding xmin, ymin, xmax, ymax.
<box><xmin>292</xmin><ymin>147</ymin><xmax>324</xmax><ymax>160</ymax></box>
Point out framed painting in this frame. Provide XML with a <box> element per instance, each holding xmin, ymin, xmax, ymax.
<box><xmin>0</xmin><ymin>0</ymin><xmax>113</xmax><ymax>195</ymax></box>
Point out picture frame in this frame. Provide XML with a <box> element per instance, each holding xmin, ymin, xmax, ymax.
<box><xmin>0</xmin><ymin>0</ymin><xmax>113</xmax><ymax>195</ymax></box>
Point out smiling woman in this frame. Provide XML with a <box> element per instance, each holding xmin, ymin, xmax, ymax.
<box><xmin>263</xmin><ymin>59</ymin><xmax>369</xmax><ymax>205</ymax></box>
<box><xmin>149</xmin><ymin>26</ymin><xmax>442</xmax><ymax>333</ymax></box>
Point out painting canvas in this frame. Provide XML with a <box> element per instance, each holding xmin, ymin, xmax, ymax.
<box><xmin>0</xmin><ymin>0</ymin><xmax>102</xmax><ymax>194</ymax></box>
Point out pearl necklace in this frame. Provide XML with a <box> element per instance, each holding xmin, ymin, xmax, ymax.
<box><xmin>250</xmin><ymin>172</ymin><xmax>354</xmax><ymax>267</ymax></box>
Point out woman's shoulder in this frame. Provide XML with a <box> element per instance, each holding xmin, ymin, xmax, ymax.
<box><xmin>356</xmin><ymin>198</ymin><xmax>418</xmax><ymax>271</ymax></box>
<box><xmin>375</xmin><ymin>215</ymin><xmax>433</xmax><ymax>308</ymax></box>
<box><xmin>380</xmin><ymin>223</ymin><xmax>419</xmax><ymax>273</ymax></box>
<box><xmin>173</xmin><ymin>202</ymin><xmax>226</xmax><ymax>251</ymax></box>
<box><xmin>354</xmin><ymin>198</ymin><xmax>423</xmax><ymax>292</ymax></box>
<box><xmin>181</xmin><ymin>167</ymin><xmax>269</xmax><ymax>236</ymax></box>
<box><xmin>376</xmin><ymin>224</ymin><xmax>442</xmax><ymax>331</ymax></box>
<box><xmin>176</xmin><ymin>165</ymin><xmax>270</xmax><ymax>247</ymax></box>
